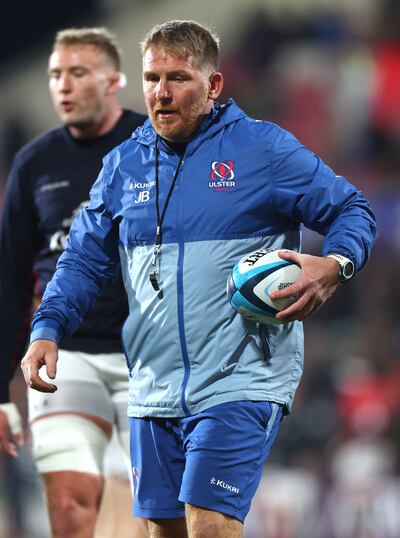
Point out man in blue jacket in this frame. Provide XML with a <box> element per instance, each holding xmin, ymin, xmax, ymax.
<box><xmin>21</xmin><ymin>20</ymin><xmax>377</xmax><ymax>538</ymax></box>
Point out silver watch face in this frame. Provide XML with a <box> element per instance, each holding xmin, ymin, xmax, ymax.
<box><xmin>341</xmin><ymin>261</ymin><xmax>354</xmax><ymax>280</ymax></box>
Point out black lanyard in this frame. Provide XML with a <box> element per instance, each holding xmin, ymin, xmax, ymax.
<box><xmin>150</xmin><ymin>135</ymin><xmax>184</xmax><ymax>292</ymax></box>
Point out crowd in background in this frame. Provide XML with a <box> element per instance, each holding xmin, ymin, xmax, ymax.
<box><xmin>1</xmin><ymin>1</ymin><xmax>399</xmax><ymax>537</ymax></box>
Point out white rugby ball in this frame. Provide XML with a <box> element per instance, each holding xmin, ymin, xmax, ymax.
<box><xmin>227</xmin><ymin>248</ymin><xmax>301</xmax><ymax>324</ymax></box>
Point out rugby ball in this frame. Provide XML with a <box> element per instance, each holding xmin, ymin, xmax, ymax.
<box><xmin>227</xmin><ymin>249</ymin><xmax>301</xmax><ymax>324</ymax></box>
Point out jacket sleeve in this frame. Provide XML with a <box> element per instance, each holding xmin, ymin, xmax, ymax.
<box><xmin>0</xmin><ymin>157</ymin><xmax>38</xmax><ymax>403</ymax></box>
<box><xmin>30</xmin><ymin>165</ymin><xmax>120</xmax><ymax>345</ymax></box>
<box><xmin>270</xmin><ymin>128</ymin><xmax>377</xmax><ymax>270</ymax></box>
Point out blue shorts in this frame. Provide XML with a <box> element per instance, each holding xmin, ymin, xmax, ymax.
<box><xmin>130</xmin><ymin>400</ymin><xmax>283</xmax><ymax>522</ymax></box>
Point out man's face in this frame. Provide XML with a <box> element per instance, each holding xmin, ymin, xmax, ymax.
<box><xmin>143</xmin><ymin>46</ymin><xmax>215</xmax><ymax>143</ymax></box>
<box><xmin>48</xmin><ymin>44</ymin><xmax>115</xmax><ymax>129</ymax></box>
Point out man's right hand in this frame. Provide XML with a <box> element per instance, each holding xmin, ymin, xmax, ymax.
<box><xmin>0</xmin><ymin>403</ymin><xmax>23</xmax><ymax>458</ymax></box>
<box><xmin>20</xmin><ymin>339</ymin><xmax>59</xmax><ymax>393</ymax></box>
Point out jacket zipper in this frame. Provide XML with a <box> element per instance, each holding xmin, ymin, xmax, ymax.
<box><xmin>174</xmin><ymin>158</ymin><xmax>191</xmax><ymax>415</ymax></box>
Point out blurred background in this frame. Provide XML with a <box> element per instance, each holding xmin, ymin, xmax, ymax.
<box><xmin>1</xmin><ymin>0</ymin><xmax>399</xmax><ymax>537</ymax></box>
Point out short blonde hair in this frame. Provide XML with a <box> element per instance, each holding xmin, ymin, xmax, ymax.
<box><xmin>141</xmin><ymin>20</ymin><xmax>219</xmax><ymax>73</ymax></box>
<box><xmin>53</xmin><ymin>27</ymin><xmax>121</xmax><ymax>70</ymax></box>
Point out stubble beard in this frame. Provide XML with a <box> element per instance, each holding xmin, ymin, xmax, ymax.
<box><xmin>151</xmin><ymin>92</ymin><xmax>210</xmax><ymax>143</ymax></box>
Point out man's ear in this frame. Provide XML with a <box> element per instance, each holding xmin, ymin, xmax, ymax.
<box><xmin>117</xmin><ymin>72</ymin><xmax>127</xmax><ymax>88</ymax></box>
<box><xmin>208</xmin><ymin>72</ymin><xmax>224</xmax><ymax>100</ymax></box>
<box><xmin>107</xmin><ymin>71</ymin><xmax>126</xmax><ymax>95</ymax></box>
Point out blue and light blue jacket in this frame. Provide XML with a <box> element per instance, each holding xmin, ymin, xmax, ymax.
<box><xmin>31</xmin><ymin>100</ymin><xmax>377</xmax><ymax>417</ymax></box>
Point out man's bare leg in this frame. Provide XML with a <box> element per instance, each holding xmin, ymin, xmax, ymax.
<box><xmin>147</xmin><ymin>517</ymin><xmax>187</xmax><ymax>538</ymax></box>
<box><xmin>146</xmin><ymin>505</ymin><xmax>242</xmax><ymax>538</ymax></box>
<box><xmin>186</xmin><ymin>504</ymin><xmax>243</xmax><ymax>538</ymax></box>
<box><xmin>33</xmin><ymin>412</ymin><xmax>148</xmax><ymax>538</ymax></box>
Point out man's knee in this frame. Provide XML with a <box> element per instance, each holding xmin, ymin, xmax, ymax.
<box><xmin>31</xmin><ymin>414</ymin><xmax>109</xmax><ymax>474</ymax></box>
<box><xmin>48</xmin><ymin>491</ymin><xmax>95</xmax><ymax>531</ymax></box>
<box><xmin>43</xmin><ymin>471</ymin><xmax>103</xmax><ymax>538</ymax></box>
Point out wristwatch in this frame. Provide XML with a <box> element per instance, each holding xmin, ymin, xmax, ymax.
<box><xmin>327</xmin><ymin>253</ymin><xmax>355</xmax><ymax>283</ymax></box>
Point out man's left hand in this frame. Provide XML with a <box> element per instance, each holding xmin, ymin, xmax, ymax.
<box><xmin>271</xmin><ymin>250</ymin><xmax>340</xmax><ymax>322</ymax></box>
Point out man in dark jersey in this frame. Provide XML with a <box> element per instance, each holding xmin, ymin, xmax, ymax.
<box><xmin>0</xmin><ymin>27</ymin><xmax>147</xmax><ymax>538</ymax></box>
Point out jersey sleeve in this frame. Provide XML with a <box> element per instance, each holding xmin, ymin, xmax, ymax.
<box><xmin>30</xmin><ymin>164</ymin><xmax>121</xmax><ymax>345</ymax></box>
<box><xmin>269</xmin><ymin>128</ymin><xmax>377</xmax><ymax>270</ymax></box>
<box><xmin>0</xmin><ymin>157</ymin><xmax>39</xmax><ymax>402</ymax></box>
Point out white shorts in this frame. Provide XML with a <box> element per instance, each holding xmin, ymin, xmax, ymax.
<box><xmin>29</xmin><ymin>349</ymin><xmax>129</xmax><ymax>425</ymax></box>
<box><xmin>28</xmin><ymin>349</ymin><xmax>130</xmax><ymax>476</ymax></box>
